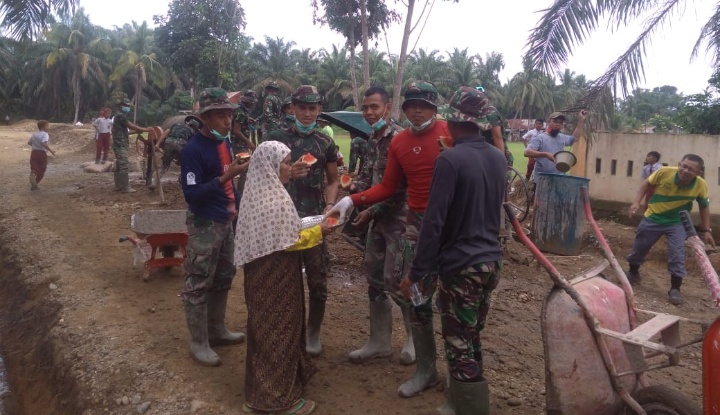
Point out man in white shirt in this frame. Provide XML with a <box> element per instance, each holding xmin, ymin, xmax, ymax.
<box><xmin>521</xmin><ymin>119</ymin><xmax>544</xmax><ymax>181</ymax></box>
<box><xmin>92</xmin><ymin>108</ymin><xmax>113</xmax><ymax>164</ymax></box>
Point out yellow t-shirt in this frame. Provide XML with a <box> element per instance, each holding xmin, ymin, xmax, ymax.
<box><xmin>645</xmin><ymin>167</ymin><xmax>709</xmax><ymax>225</ymax></box>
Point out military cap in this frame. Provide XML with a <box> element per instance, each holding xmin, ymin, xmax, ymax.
<box><xmin>292</xmin><ymin>85</ymin><xmax>322</xmax><ymax>104</ymax></box>
<box><xmin>281</xmin><ymin>96</ymin><xmax>293</xmax><ymax>110</ymax></box>
<box><xmin>197</xmin><ymin>87</ymin><xmax>237</xmax><ymax>114</ymax></box>
<box><xmin>241</xmin><ymin>90</ymin><xmax>258</xmax><ymax>103</ymax></box>
<box><xmin>402</xmin><ymin>80</ymin><xmax>439</xmax><ymax>110</ymax></box>
<box><xmin>119</xmin><ymin>98</ymin><xmax>132</xmax><ymax>107</ymax></box>
<box><xmin>441</xmin><ymin>86</ymin><xmax>494</xmax><ymax>128</ymax></box>
<box><xmin>548</xmin><ymin>112</ymin><xmax>566</xmax><ymax>121</ymax></box>
<box><xmin>265</xmin><ymin>81</ymin><xmax>280</xmax><ymax>91</ymax></box>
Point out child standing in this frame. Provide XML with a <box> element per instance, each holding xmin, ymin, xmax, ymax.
<box><xmin>28</xmin><ymin>120</ymin><xmax>55</xmax><ymax>191</ymax></box>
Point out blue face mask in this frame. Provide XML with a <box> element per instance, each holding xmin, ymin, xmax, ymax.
<box><xmin>295</xmin><ymin>119</ymin><xmax>316</xmax><ymax>135</ymax></box>
<box><xmin>370</xmin><ymin>118</ymin><xmax>387</xmax><ymax>131</ymax></box>
<box><xmin>210</xmin><ymin>129</ymin><xmax>230</xmax><ymax>142</ymax></box>
<box><xmin>121</xmin><ymin>107</ymin><xmax>131</xmax><ymax>114</ymax></box>
<box><xmin>286</xmin><ymin>114</ymin><xmax>296</xmax><ymax>123</ymax></box>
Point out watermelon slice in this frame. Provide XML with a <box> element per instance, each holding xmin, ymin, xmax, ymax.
<box><xmin>340</xmin><ymin>174</ymin><xmax>352</xmax><ymax>188</ymax></box>
<box><xmin>299</xmin><ymin>153</ymin><xmax>318</xmax><ymax>165</ymax></box>
<box><xmin>438</xmin><ymin>135</ymin><xmax>453</xmax><ymax>149</ymax></box>
<box><xmin>324</xmin><ymin>216</ymin><xmax>339</xmax><ymax>227</ymax></box>
<box><xmin>236</xmin><ymin>152</ymin><xmax>251</xmax><ymax>160</ymax></box>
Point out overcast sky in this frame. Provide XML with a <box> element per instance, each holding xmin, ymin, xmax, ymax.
<box><xmin>80</xmin><ymin>0</ymin><xmax>717</xmax><ymax>96</ymax></box>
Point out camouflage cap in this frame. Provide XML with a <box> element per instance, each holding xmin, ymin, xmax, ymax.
<box><xmin>197</xmin><ymin>87</ymin><xmax>237</xmax><ymax>114</ymax></box>
<box><xmin>292</xmin><ymin>85</ymin><xmax>322</xmax><ymax>104</ymax></box>
<box><xmin>548</xmin><ymin>112</ymin><xmax>566</xmax><ymax>121</ymax></box>
<box><xmin>440</xmin><ymin>86</ymin><xmax>494</xmax><ymax>128</ymax></box>
<box><xmin>281</xmin><ymin>96</ymin><xmax>293</xmax><ymax>109</ymax></box>
<box><xmin>241</xmin><ymin>90</ymin><xmax>257</xmax><ymax>103</ymax></box>
<box><xmin>402</xmin><ymin>80</ymin><xmax>439</xmax><ymax>110</ymax></box>
<box><xmin>119</xmin><ymin>98</ymin><xmax>132</xmax><ymax>107</ymax></box>
<box><xmin>265</xmin><ymin>81</ymin><xmax>280</xmax><ymax>90</ymax></box>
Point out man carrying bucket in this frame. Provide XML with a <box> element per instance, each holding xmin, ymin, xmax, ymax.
<box><xmin>523</xmin><ymin>111</ymin><xmax>587</xmax><ymax>188</ymax></box>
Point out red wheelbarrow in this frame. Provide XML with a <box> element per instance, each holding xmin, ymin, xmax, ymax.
<box><xmin>119</xmin><ymin>210</ymin><xmax>188</xmax><ymax>281</ymax></box>
<box><xmin>504</xmin><ymin>187</ymin><xmax>720</xmax><ymax>415</ymax></box>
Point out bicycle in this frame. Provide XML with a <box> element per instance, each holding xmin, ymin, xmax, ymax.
<box><xmin>505</xmin><ymin>165</ymin><xmax>531</xmax><ymax>222</ymax></box>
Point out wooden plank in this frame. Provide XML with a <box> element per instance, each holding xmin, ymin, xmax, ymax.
<box><xmin>627</xmin><ymin>314</ymin><xmax>681</xmax><ymax>341</ymax></box>
<box><xmin>596</xmin><ymin>326</ymin><xmax>677</xmax><ymax>355</ymax></box>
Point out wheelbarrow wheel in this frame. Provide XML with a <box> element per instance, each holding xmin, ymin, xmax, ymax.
<box><xmin>622</xmin><ymin>385</ymin><xmax>701</xmax><ymax>415</ymax></box>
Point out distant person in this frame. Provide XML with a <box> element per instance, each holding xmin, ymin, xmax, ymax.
<box><xmin>279</xmin><ymin>96</ymin><xmax>295</xmax><ymax>129</ymax></box>
<box><xmin>4</xmin><ymin>115</ymin><xmax>10</xmax><ymax>125</ymax></box>
<box><xmin>349</xmin><ymin>134</ymin><xmax>367</xmax><ymax>174</ymax></box>
<box><xmin>336</xmin><ymin>144</ymin><xmax>344</xmax><ymax>169</ymax></box>
<box><xmin>112</xmin><ymin>98</ymin><xmax>150</xmax><ymax>193</ymax></box>
<box><xmin>626</xmin><ymin>154</ymin><xmax>715</xmax><ymax>305</ymax></box>
<box><xmin>641</xmin><ymin>151</ymin><xmax>662</xmax><ymax>211</ymax></box>
<box><xmin>28</xmin><ymin>120</ymin><xmax>56</xmax><ymax>191</ymax></box>
<box><xmin>317</xmin><ymin>118</ymin><xmax>334</xmax><ymax>139</ymax></box>
<box><xmin>92</xmin><ymin>108</ymin><xmax>113</xmax><ymax>164</ymax></box>
<box><xmin>522</xmin><ymin>119</ymin><xmax>544</xmax><ymax>181</ymax></box>
<box><xmin>260</xmin><ymin>82</ymin><xmax>282</xmax><ymax>139</ymax></box>
<box><xmin>151</xmin><ymin>117</ymin><xmax>196</xmax><ymax>188</ymax></box>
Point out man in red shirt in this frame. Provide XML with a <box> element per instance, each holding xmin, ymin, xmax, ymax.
<box><xmin>328</xmin><ymin>80</ymin><xmax>450</xmax><ymax>398</ymax></box>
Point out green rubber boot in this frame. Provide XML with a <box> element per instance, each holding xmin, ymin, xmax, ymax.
<box><xmin>207</xmin><ymin>290</ymin><xmax>245</xmax><ymax>346</ymax></box>
<box><xmin>184</xmin><ymin>302</ymin><xmax>221</xmax><ymax>366</ymax></box>
<box><xmin>348</xmin><ymin>299</ymin><xmax>393</xmax><ymax>363</ymax></box>
<box><xmin>449</xmin><ymin>376</ymin><xmax>489</xmax><ymax>415</ymax></box>
<box><xmin>397</xmin><ymin>322</ymin><xmax>440</xmax><ymax>398</ymax></box>
<box><xmin>306</xmin><ymin>299</ymin><xmax>325</xmax><ymax>357</ymax></box>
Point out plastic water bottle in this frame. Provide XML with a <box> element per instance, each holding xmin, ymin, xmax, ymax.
<box><xmin>410</xmin><ymin>282</ymin><xmax>428</xmax><ymax>307</ymax></box>
<box><xmin>300</xmin><ymin>215</ymin><xmax>324</xmax><ymax>230</ymax></box>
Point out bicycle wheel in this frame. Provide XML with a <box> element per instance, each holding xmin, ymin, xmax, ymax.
<box><xmin>506</xmin><ymin>166</ymin><xmax>530</xmax><ymax>222</ymax></box>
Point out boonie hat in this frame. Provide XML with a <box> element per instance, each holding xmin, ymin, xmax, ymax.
<box><xmin>440</xmin><ymin>86</ymin><xmax>494</xmax><ymax>128</ymax></box>
<box><xmin>197</xmin><ymin>87</ymin><xmax>237</xmax><ymax>114</ymax></box>
<box><xmin>119</xmin><ymin>98</ymin><xmax>132</xmax><ymax>107</ymax></box>
<box><xmin>548</xmin><ymin>112</ymin><xmax>566</xmax><ymax>121</ymax></box>
<box><xmin>281</xmin><ymin>96</ymin><xmax>293</xmax><ymax>110</ymax></box>
<box><xmin>241</xmin><ymin>90</ymin><xmax>257</xmax><ymax>104</ymax></box>
<box><xmin>402</xmin><ymin>81</ymin><xmax>439</xmax><ymax>110</ymax></box>
<box><xmin>265</xmin><ymin>81</ymin><xmax>280</xmax><ymax>91</ymax></box>
<box><xmin>292</xmin><ymin>85</ymin><xmax>322</xmax><ymax>104</ymax></box>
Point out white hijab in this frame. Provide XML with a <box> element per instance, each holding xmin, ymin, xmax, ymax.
<box><xmin>234</xmin><ymin>141</ymin><xmax>301</xmax><ymax>265</ymax></box>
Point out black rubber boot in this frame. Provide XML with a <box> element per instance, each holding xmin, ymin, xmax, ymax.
<box><xmin>119</xmin><ymin>172</ymin><xmax>136</xmax><ymax>193</ymax></box>
<box><xmin>184</xmin><ymin>302</ymin><xmax>220</xmax><ymax>366</ymax></box>
<box><xmin>207</xmin><ymin>290</ymin><xmax>245</xmax><ymax>346</ymax></box>
<box><xmin>449</xmin><ymin>376</ymin><xmax>489</xmax><ymax>415</ymax></box>
<box><xmin>306</xmin><ymin>299</ymin><xmax>325</xmax><ymax>356</ymax></box>
<box><xmin>397</xmin><ymin>322</ymin><xmax>440</xmax><ymax>398</ymax></box>
<box><xmin>348</xmin><ymin>299</ymin><xmax>393</xmax><ymax>363</ymax></box>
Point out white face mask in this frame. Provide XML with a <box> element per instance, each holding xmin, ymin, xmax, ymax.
<box><xmin>410</xmin><ymin>118</ymin><xmax>432</xmax><ymax>132</ymax></box>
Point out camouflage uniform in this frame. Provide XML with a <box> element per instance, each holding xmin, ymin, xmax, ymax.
<box><xmin>111</xmin><ymin>100</ymin><xmax>132</xmax><ymax>190</ymax></box>
<box><xmin>278</xmin><ymin>96</ymin><xmax>294</xmax><ymax>129</ymax></box>
<box><xmin>437</xmin><ymin>261</ymin><xmax>501</xmax><ymax>380</ymax></box>
<box><xmin>265</xmin><ymin>86</ymin><xmax>337</xmax><ymax>302</ymax></box>
<box><xmin>354</xmin><ymin>124</ymin><xmax>408</xmax><ymax>305</ymax></box>
<box><xmin>161</xmin><ymin>122</ymin><xmax>194</xmax><ymax>172</ymax></box>
<box><xmin>349</xmin><ymin>135</ymin><xmax>368</xmax><ymax>173</ymax></box>
<box><xmin>232</xmin><ymin>100</ymin><xmax>254</xmax><ymax>204</ymax></box>
<box><xmin>261</xmin><ymin>83</ymin><xmax>282</xmax><ymax>137</ymax></box>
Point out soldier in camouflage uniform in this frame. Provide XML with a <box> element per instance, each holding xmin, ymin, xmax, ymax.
<box><xmin>348</xmin><ymin>133</ymin><xmax>367</xmax><ymax>174</ymax></box>
<box><xmin>152</xmin><ymin>119</ymin><xmax>195</xmax><ymax>189</ymax></box>
<box><xmin>279</xmin><ymin>96</ymin><xmax>295</xmax><ymax>129</ymax></box>
<box><xmin>111</xmin><ymin>98</ymin><xmax>150</xmax><ymax>192</ymax></box>
<box><xmin>346</xmin><ymin>86</ymin><xmax>416</xmax><ymax>366</ymax></box>
<box><xmin>180</xmin><ymin>88</ymin><xmax>249</xmax><ymax>367</ymax></box>
<box><xmin>265</xmin><ymin>85</ymin><xmax>340</xmax><ymax>357</ymax></box>
<box><xmin>260</xmin><ymin>82</ymin><xmax>282</xmax><ymax>139</ymax></box>
<box><xmin>230</xmin><ymin>90</ymin><xmax>257</xmax><ymax>215</ymax></box>
<box><xmin>403</xmin><ymin>86</ymin><xmax>506</xmax><ymax>415</ymax></box>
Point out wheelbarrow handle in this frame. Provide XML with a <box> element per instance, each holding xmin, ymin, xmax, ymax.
<box><xmin>679</xmin><ymin>210</ymin><xmax>696</xmax><ymax>238</ymax></box>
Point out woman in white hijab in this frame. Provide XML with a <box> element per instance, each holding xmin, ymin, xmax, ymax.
<box><xmin>235</xmin><ymin>141</ymin><xmax>331</xmax><ymax>415</ymax></box>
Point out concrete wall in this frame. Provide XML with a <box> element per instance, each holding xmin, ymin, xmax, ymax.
<box><xmin>584</xmin><ymin>132</ymin><xmax>720</xmax><ymax>215</ymax></box>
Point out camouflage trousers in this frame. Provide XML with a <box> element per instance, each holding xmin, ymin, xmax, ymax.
<box><xmin>301</xmin><ymin>241</ymin><xmax>330</xmax><ymax>302</ymax></box>
<box><xmin>182</xmin><ymin>212</ymin><xmax>236</xmax><ymax>306</ymax></box>
<box><xmin>400</xmin><ymin>210</ymin><xmax>438</xmax><ymax>326</ymax></box>
<box><xmin>112</xmin><ymin>139</ymin><xmax>129</xmax><ymax>173</ymax></box>
<box><xmin>161</xmin><ymin>138</ymin><xmax>186</xmax><ymax>171</ymax></box>
<box><xmin>438</xmin><ymin>261</ymin><xmax>502</xmax><ymax>381</ymax></box>
<box><xmin>363</xmin><ymin>214</ymin><xmax>407</xmax><ymax>306</ymax></box>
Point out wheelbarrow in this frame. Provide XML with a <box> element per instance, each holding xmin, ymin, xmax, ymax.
<box><xmin>119</xmin><ymin>210</ymin><xmax>188</xmax><ymax>281</ymax></box>
<box><xmin>503</xmin><ymin>187</ymin><xmax>720</xmax><ymax>415</ymax></box>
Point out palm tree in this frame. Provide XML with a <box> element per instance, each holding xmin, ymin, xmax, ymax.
<box><xmin>446</xmin><ymin>48</ymin><xmax>480</xmax><ymax>89</ymax></box>
<box><xmin>44</xmin><ymin>11</ymin><xmax>110</xmax><ymax>123</ymax></box>
<box><xmin>505</xmin><ymin>59</ymin><xmax>555</xmax><ymax>121</ymax></box>
<box><xmin>241</xmin><ymin>36</ymin><xmax>298</xmax><ymax>94</ymax></box>
<box><xmin>406</xmin><ymin>48</ymin><xmax>449</xmax><ymax>98</ymax></box>
<box><xmin>526</xmin><ymin>0</ymin><xmax>720</xmax><ymax>104</ymax></box>
<box><xmin>316</xmin><ymin>45</ymin><xmax>353</xmax><ymax>110</ymax></box>
<box><xmin>110</xmin><ymin>21</ymin><xmax>166</xmax><ymax>123</ymax></box>
<box><xmin>0</xmin><ymin>0</ymin><xmax>78</xmax><ymax>41</ymax></box>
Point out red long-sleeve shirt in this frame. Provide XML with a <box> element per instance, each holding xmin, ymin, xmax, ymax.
<box><xmin>350</xmin><ymin>120</ymin><xmax>450</xmax><ymax>213</ymax></box>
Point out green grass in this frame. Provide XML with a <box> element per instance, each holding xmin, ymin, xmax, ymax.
<box><xmin>332</xmin><ymin>129</ymin><xmax>351</xmax><ymax>160</ymax></box>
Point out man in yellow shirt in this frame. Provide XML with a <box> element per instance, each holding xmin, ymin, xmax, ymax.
<box><xmin>626</xmin><ymin>154</ymin><xmax>715</xmax><ymax>305</ymax></box>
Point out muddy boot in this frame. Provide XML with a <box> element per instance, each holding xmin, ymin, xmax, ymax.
<box><xmin>207</xmin><ymin>290</ymin><xmax>245</xmax><ymax>346</ymax></box>
<box><xmin>449</xmin><ymin>376</ymin><xmax>489</xmax><ymax>415</ymax></box>
<box><xmin>29</xmin><ymin>173</ymin><xmax>38</xmax><ymax>191</ymax></box>
<box><xmin>397</xmin><ymin>322</ymin><xmax>440</xmax><ymax>398</ymax></box>
<box><xmin>113</xmin><ymin>171</ymin><xmax>123</xmax><ymax>191</ymax></box>
<box><xmin>306</xmin><ymin>299</ymin><xmax>325</xmax><ymax>357</ymax></box>
<box><xmin>184</xmin><ymin>302</ymin><xmax>221</xmax><ymax>366</ymax></box>
<box><xmin>348</xmin><ymin>299</ymin><xmax>393</xmax><ymax>363</ymax></box>
<box><xmin>437</xmin><ymin>374</ymin><xmax>455</xmax><ymax>415</ymax></box>
<box><xmin>148</xmin><ymin>175</ymin><xmax>157</xmax><ymax>190</ymax></box>
<box><xmin>400</xmin><ymin>306</ymin><xmax>416</xmax><ymax>365</ymax></box>
<box><xmin>119</xmin><ymin>172</ymin><xmax>136</xmax><ymax>193</ymax></box>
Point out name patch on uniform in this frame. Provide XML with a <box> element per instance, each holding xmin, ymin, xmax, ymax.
<box><xmin>186</xmin><ymin>172</ymin><xmax>196</xmax><ymax>185</ymax></box>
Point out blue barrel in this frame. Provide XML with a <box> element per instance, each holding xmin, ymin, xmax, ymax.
<box><xmin>532</xmin><ymin>173</ymin><xmax>590</xmax><ymax>256</ymax></box>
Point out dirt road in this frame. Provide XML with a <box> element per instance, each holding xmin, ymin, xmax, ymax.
<box><xmin>0</xmin><ymin>122</ymin><xmax>715</xmax><ymax>415</ymax></box>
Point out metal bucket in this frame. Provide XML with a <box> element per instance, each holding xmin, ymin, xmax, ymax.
<box><xmin>532</xmin><ymin>173</ymin><xmax>589</xmax><ymax>255</ymax></box>
<box><xmin>553</xmin><ymin>151</ymin><xmax>577</xmax><ymax>173</ymax></box>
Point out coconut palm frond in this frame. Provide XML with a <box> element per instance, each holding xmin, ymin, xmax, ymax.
<box><xmin>692</xmin><ymin>1</ymin><xmax>720</xmax><ymax>65</ymax></box>
<box><xmin>525</xmin><ymin>0</ymin><xmax>603</xmax><ymax>74</ymax></box>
